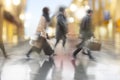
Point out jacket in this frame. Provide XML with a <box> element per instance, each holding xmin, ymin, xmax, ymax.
<box><xmin>56</xmin><ymin>12</ymin><xmax>68</xmax><ymax>39</ymax></box>
<box><xmin>36</xmin><ymin>16</ymin><xmax>49</xmax><ymax>38</ymax></box>
<box><xmin>80</xmin><ymin>14</ymin><xmax>94</xmax><ymax>40</ymax></box>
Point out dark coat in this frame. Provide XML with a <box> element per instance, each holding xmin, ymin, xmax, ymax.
<box><xmin>80</xmin><ymin>14</ymin><xmax>94</xmax><ymax>40</ymax></box>
<box><xmin>56</xmin><ymin>12</ymin><xmax>68</xmax><ymax>39</ymax></box>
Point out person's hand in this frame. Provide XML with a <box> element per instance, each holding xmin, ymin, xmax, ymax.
<box><xmin>40</xmin><ymin>32</ymin><xmax>47</xmax><ymax>39</ymax></box>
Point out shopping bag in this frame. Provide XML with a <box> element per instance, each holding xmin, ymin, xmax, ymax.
<box><xmin>87</xmin><ymin>38</ymin><xmax>101</xmax><ymax>51</ymax></box>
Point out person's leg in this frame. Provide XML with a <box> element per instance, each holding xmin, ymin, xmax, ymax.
<box><xmin>43</xmin><ymin>39</ymin><xmax>54</xmax><ymax>56</ymax></box>
<box><xmin>26</xmin><ymin>46</ymin><xmax>42</xmax><ymax>58</ymax></box>
<box><xmin>73</xmin><ymin>47</ymin><xmax>82</xmax><ymax>58</ymax></box>
<box><xmin>0</xmin><ymin>43</ymin><xmax>7</xmax><ymax>58</ymax></box>
<box><xmin>76</xmin><ymin>40</ymin><xmax>84</xmax><ymax>48</ymax></box>
<box><xmin>26</xmin><ymin>48</ymin><xmax>33</xmax><ymax>57</ymax></box>
<box><xmin>82</xmin><ymin>47</ymin><xmax>95</xmax><ymax>60</ymax></box>
<box><xmin>72</xmin><ymin>39</ymin><xmax>85</xmax><ymax>58</ymax></box>
<box><xmin>62</xmin><ymin>35</ymin><xmax>66</xmax><ymax>48</ymax></box>
<box><xmin>82</xmin><ymin>40</ymin><xmax>96</xmax><ymax>61</ymax></box>
<box><xmin>86</xmin><ymin>50</ymin><xmax>95</xmax><ymax>61</ymax></box>
<box><xmin>54</xmin><ymin>38</ymin><xmax>60</xmax><ymax>48</ymax></box>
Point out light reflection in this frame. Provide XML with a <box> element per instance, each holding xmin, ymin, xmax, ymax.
<box><xmin>2</xmin><ymin>26</ymin><xmax>7</xmax><ymax>41</ymax></box>
<box><xmin>5</xmin><ymin>0</ymin><xmax>12</xmax><ymax>7</ymax></box>
<box><xmin>99</xmin><ymin>26</ymin><xmax>107</xmax><ymax>39</ymax></box>
<box><xmin>4</xmin><ymin>0</ymin><xmax>12</xmax><ymax>11</ymax></box>
<box><xmin>13</xmin><ymin>35</ymin><xmax>18</xmax><ymax>44</ymax></box>
<box><xmin>24</xmin><ymin>35</ymin><xmax>30</xmax><ymax>40</ymax></box>
<box><xmin>12</xmin><ymin>0</ymin><xmax>21</xmax><ymax>6</ymax></box>
<box><xmin>78</xmin><ymin>0</ymin><xmax>83</xmax><ymax>2</ymax></box>
<box><xmin>108</xmin><ymin>20</ymin><xmax>113</xmax><ymax>39</ymax></box>
<box><xmin>68</xmin><ymin>17</ymin><xmax>74</xmax><ymax>23</ymax></box>
<box><xmin>70</xmin><ymin>4</ymin><xmax>77</xmax><ymax>12</ymax></box>
<box><xmin>46</xmin><ymin>68</ymin><xmax>54</xmax><ymax>80</ymax></box>
<box><xmin>87</xmin><ymin>62</ymin><xmax>120</xmax><ymax>80</ymax></box>
<box><xmin>85</xmin><ymin>5</ymin><xmax>90</xmax><ymax>10</ymax></box>
<box><xmin>75</xmin><ymin>7</ymin><xmax>86</xmax><ymax>19</ymax></box>
<box><xmin>1</xmin><ymin>64</ymin><xmax>31</xmax><ymax>80</ymax></box>
<box><xmin>94</xmin><ymin>63</ymin><xmax>120</xmax><ymax>80</ymax></box>
<box><xmin>115</xmin><ymin>32</ymin><xmax>120</xmax><ymax>54</ymax></box>
<box><xmin>62</xmin><ymin>68</ymin><xmax>74</xmax><ymax>80</ymax></box>
<box><xmin>94</xmin><ymin>26</ymin><xmax>100</xmax><ymax>40</ymax></box>
<box><xmin>19</xmin><ymin>13</ymin><xmax>25</xmax><ymax>20</ymax></box>
<box><xmin>25</xmin><ymin>13</ymin><xmax>32</xmax><ymax>20</ymax></box>
<box><xmin>46</xmin><ymin>27</ymin><xmax>55</xmax><ymax>37</ymax></box>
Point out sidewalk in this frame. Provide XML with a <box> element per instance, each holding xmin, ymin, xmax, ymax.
<box><xmin>0</xmin><ymin>37</ymin><xmax>120</xmax><ymax>80</ymax></box>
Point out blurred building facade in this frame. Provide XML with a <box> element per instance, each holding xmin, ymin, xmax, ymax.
<box><xmin>65</xmin><ymin>0</ymin><xmax>120</xmax><ymax>39</ymax></box>
<box><xmin>66</xmin><ymin>0</ymin><xmax>90</xmax><ymax>38</ymax></box>
<box><xmin>0</xmin><ymin>0</ymin><xmax>26</xmax><ymax>45</ymax></box>
<box><xmin>87</xmin><ymin>0</ymin><xmax>120</xmax><ymax>31</ymax></box>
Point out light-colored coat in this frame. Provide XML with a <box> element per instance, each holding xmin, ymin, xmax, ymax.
<box><xmin>30</xmin><ymin>16</ymin><xmax>48</xmax><ymax>48</ymax></box>
<box><xmin>36</xmin><ymin>16</ymin><xmax>48</xmax><ymax>38</ymax></box>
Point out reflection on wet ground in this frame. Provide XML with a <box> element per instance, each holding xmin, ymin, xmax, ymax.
<box><xmin>0</xmin><ymin>25</ymin><xmax>120</xmax><ymax>80</ymax></box>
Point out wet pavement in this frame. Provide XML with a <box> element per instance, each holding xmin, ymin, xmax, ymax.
<box><xmin>0</xmin><ymin>36</ymin><xmax>120</xmax><ymax>80</ymax></box>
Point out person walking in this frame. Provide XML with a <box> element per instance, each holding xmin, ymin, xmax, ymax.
<box><xmin>72</xmin><ymin>9</ymin><xmax>95</xmax><ymax>61</ymax></box>
<box><xmin>54</xmin><ymin>7</ymin><xmax>68</xmax><ymax>48</ymax></box>
<box><xmin>0</xmin><ymin>43</ymin><xmax>7</xmax><ymax>58</ymax></box>
<box><xmin>0</xmin><ymin>6</ymin><xmax>7</xmax><ymax>58</ymax></box>
<box><xmin>26</xmin><ymin>7</ymin><xmax>54</xmax><ymax>58</ymax></box>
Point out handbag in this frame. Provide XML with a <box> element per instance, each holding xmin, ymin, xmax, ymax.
<box><xmin>86</xmin><ymin>38</ymin><xmax>102</xmax><ymax>51</ymax></box>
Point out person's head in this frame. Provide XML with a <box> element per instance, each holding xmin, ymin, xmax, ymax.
<box><xmin>86</xmin><ymin>9</ymin><xmax>93</xmax><ymax>15</ymax></box>
<box><xmin>42</xmin><ymin>7</ymin><xmax>50</xmax><ymax>22</ymax></box>
<box><xmin>42</xmin><ymin>7</ymin><xmax>49</xmax><ymax>15</ymax></box>
<box><xmin>59</xmin><ymin>7</ymin><xmax>65</xmax><ymax>12</ymax></box>
<box><xmin>59</xmin><ymin>7</ymin><xmax>66</xmax><ymax>16</ymax></box>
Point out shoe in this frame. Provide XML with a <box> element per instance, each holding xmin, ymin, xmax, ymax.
<box><xmin>82</xmin><ymin>51</ymin><xmax>88</xmax><ymax>55</ymax></box>
<box><xmin>89</xmin><ymin>56</ymin><xmax>96</xmax><ymax>62</ymax></box>
<box><xmin>72</xmin><ymin>55</ymin><xmax>77</xmax><ymax>60</ymax></box>
<box><xmin>4</xmin><ymin>55</ymin><xmax>8</xmax><ymax>59</ymax></box>
<box><xmin>26</xmin><ymin>54</ymin><xmax>30</xmax><ymax>58</ymax></box>
<box><xmin>4</xmin><ymin>56</ymin><xmax>10</xmax><ymax>59</ymax></box>
<box><xmin>83</xmin><ymin>50</ymin><xmax>96</xmax><ymax>62</ymax></box>
<box><xmin>26</xmin><ymin>57</ymin><xmax>31</xmax><ymax>61</ymax></box>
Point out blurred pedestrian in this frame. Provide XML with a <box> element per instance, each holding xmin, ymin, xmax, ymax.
<box><xmin>72</xmin><ymin>9</ymin><xmax>95</xmax><ymax>61</ymax></box>
<box><xmin>26</xmin><ymin>7</ymin><xmax>54</xmax><ymax>58</ymax></box>
<box><xmin>0</xmin><ymin>42</ymin><xmax>7</xmax><ymax>58</ymax></box>
<box><xmin>54</xmin><ymin>7</ymin><xmax>68</xmax><ymax>48</ymax></box>
<box><xmin>0</xmin><ymin>8</ymin><xmax>7</xmax><ymax>58</ymax></box>
<box><xmin>36</xmin><ymin>7</ymin><xmax>50</xmax><ymax>39</ymax></box>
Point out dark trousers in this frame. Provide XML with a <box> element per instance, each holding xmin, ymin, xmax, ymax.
<box><xmin>26</xmin><ymin>38</ymin><xmax>54</xmax><ymax>57</ymax></box>
<box><xmin>55</xmin><ymin>35</ymin><xmax>66</xmax><ymax>48</ymax></box>
<box><xmin>73</xmin><ymin>39</ymin><xmax>94</xmax><ymax>60</ymax></box>
<box><xmin>0</xmin><ymin>43</ymin><xmax>7</xmax><ymax>58</ymax></box>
